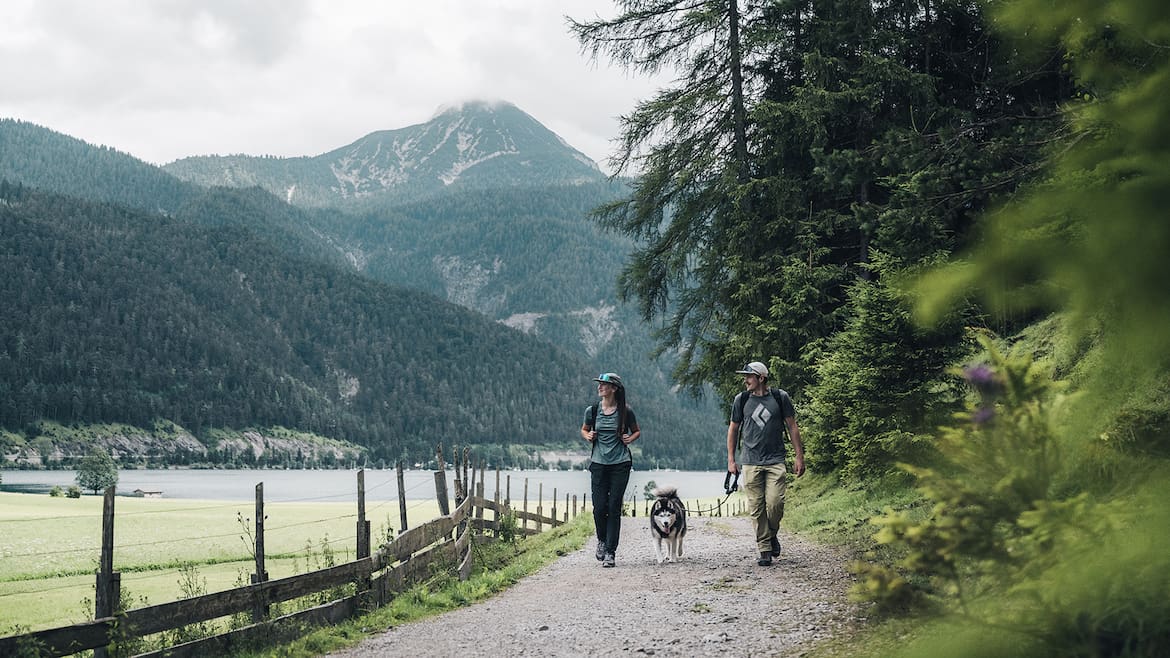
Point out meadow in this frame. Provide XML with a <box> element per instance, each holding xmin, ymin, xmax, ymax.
<box><xmin>0</xmin><ymin>491</ymin><xmax>449</xmax><ymax>633</ymax></box>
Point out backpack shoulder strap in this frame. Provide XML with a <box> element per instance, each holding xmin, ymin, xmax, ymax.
<box><xmin>734</xmin><ymin>391</ymin><xmax>745</xmax><ymax>419</ymax></box>
<box><xmin>589</xmin><ymin>404</ymin><xmax>597</xmax><ymax>428</ymax></box>
<box><xmin>737</xmin><ymin>389</ymin><xmax>787</xmax><ymax>419</ymax></box>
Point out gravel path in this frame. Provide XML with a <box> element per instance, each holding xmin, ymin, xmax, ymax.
<box><xmin>328</xmin><ymin>515</ymin><xmax>864</xmax><ymax>657</ymax></box>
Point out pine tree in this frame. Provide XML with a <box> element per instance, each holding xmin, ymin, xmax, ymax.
<box><xmin>569</xmin><ymin>0</ymin><xmax>764</xmax><ymax>392</ymax></box>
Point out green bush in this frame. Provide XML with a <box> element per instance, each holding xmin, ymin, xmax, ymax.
<box><xmin>854</xmin><ymin>337</ymin><xmax>1063</xmax><ymax>606</ymax></box>
<box><xmin>854</xmin><ymin>336</ymin><xmax>1170</xmax><ymax>656</ymax></box>
<box><xmin>48</xmin><ymin>485</ymin><xmax>63</xmax><ymax>497</ymax></box>
<box><xmin>496</xmin><ymin>511</ymin><xmax>518</xmax><ymax>543</ymax></box>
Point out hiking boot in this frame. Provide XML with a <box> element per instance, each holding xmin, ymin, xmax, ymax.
<box><xmin>770</xmin><ymin>536</ymin><xmax>782</xmax><ymax>557</ymax></box>
<box><xmin>602</xmin><ymin>553</ymin><xmax>616</xmax><ymax>568</ymax></box>
<box><xmin>757</xmin><ymin>552</ymin><xmax>773</xmax><ymax>567</ymax></box>
<box><xmin>596</xmin><ymin>543</ymin><xmax>606</xmax><ymax>561</ymax></box>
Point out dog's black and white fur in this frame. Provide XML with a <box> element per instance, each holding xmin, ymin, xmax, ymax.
<box><xmin>650</xmin><ymin>485</ymin><xmax>687</xmax><ymax>564</ymax></box>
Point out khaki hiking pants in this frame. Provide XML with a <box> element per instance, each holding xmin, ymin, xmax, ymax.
<box><xmin>742</xmin><ymin>463</ymin><xmax>788</xmax><ymax>554</ymax></box>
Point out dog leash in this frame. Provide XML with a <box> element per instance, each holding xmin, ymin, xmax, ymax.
<box><xmin>679</xmin><ymin>471</ymin><xmax>740</xmax><ymax>515</ymax></box>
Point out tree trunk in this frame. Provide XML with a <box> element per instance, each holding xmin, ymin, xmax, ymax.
<box><xmin>728</xmin><ymin>0</ymin><xmax>749</xmax><ymax>182</ymax></box>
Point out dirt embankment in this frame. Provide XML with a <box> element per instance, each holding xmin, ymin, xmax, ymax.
<box><xmin>330</xmin><ymin>515</ymin><xmax>865</xmax><ymax>657</ymax></box>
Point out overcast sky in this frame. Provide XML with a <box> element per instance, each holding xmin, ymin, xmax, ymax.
<box><xmin>0</xmin><ymin>0</ymin><xmax>666</xmax><ymax>175</ymax></box>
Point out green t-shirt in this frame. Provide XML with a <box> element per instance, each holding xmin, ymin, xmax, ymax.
<box><xmin>583</xmin><ymin>405</ymin><xmax>637</xmax><ymax>465</ymax></box>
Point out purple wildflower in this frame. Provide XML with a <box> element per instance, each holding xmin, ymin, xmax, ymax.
<box><xmin>971</xmin><ymin>406</ymin><xmax>996</xmax><ymax>425</ymax></box>
<box><xmin>962</xmin><ymin>364</ymin><xmax>1001</xmax><ymax>394</ymax></box>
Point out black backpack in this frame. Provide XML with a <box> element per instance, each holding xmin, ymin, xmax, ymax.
<box><xmin>734</xmin><ymin>389</ymin><xmax>792</xmax><ymax>433</ymax></box>
<box><xmin>586</xmin><ymin>404</ymin><xmax>633</xmax><ymax>463</ymax></box>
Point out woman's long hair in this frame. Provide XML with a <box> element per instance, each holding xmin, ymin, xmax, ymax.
<box><xmin>615</xmin><ymin>385</ymin><xmax>628</xmax><ymax>437</ymax></box>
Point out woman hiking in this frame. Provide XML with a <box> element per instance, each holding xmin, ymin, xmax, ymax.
<box><xmin>580</xmin><ymin>372</ymin><xmax>641</xmax><ymax>568</ymax></box>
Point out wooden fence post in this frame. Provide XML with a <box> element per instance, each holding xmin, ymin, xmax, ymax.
<box><xmin>434</xmin><ymin>471</ymin><xmax>450</xmax><ymax>517</ymax></box>
<box><xmin>494</xmin><ymin>468</ymin><xmax>502</xmax><ymax>534</ymax></box>
<box><xmin>564</xmin><ymin>492</ymin><xmax>569</xmax><ymax>522</ymax></box>
<box><xmin>251</xmin><ymin>482</ymin><xmax>269</xmax><ymax>623</ymax></box>
<box><xmin>475</xmin><ymin>461</ymin><xmax>485</xmax><ymax>530</ymax></box>
<box><xmin>355</xmin><ymin>470</ymin><xmax>373</xmax><ymax>608</ymax></box>
<box><xmin>435</xmin><ymin>444</ymin><xmax>450</xmax><ymax>516</ymax></box>
<box><xmin>551</xmin><ymin>487</ymin><xmax>558</xmax><ymax>527</ymax></box>
<box><xmin>93</xmin><ymin>486</ymin><xmax>119</xmax><ymax>658</ymax></box>
<box><xmin>462</xmin><ymin>447</ymin><xmax>470</xmax><ymax>495</ymax></box>
<box><xmin>522</xmin><ymin>478</ymin><xmax>529</xmax><ymax>533</ymax></box>
<box><xmin>536</xmin><ymin>482</ymin><xmax>543</xmax><ymax>532</ymax></box>
<box><xmin>453</xmin><ymin>455</ymin><xmax>463</xmax><ymax>508</ymax></box>
<box><xmin>356</xmin><ymin>470</ymin><xmax>370</xmax><ymax>560</ymax></box>
<box><xmin>397</xmin><ymin>460</ymin><xmax>408</xmax><ymax>531</ymax></box>
<box><xmin>572</xmin><ymin>494</ymin><xmax>578</xmax><ymax>518</ymax></box>
<box><xmin>460</xmin><ymin>454</ymin><xmax>470</xmax><ymax>510</ymax></box>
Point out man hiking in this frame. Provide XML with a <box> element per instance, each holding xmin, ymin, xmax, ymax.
<box><xmin>726</xmin><ymin>361</ymin><xmax>805</xmax><ymax>566</ymax></box>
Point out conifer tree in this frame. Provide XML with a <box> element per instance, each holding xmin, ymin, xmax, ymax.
<box><xmin>569</xmin><ymin>0</ymin><xmax>763</xmax><ymax>392</ymax></box>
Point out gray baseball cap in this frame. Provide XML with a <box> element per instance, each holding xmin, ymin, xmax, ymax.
<box><xmin>594</xmin><ymin>372</ymin><xmax>624</xmax><ymax>388</ymax></box>
<box><xmin>735</xmin><ymin>361</ymin><xmax>769</xmax><ymax>378</ymax></box>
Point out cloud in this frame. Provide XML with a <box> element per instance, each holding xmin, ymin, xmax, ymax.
<box><xmin>0</xmin><ymin>0</ymin><xmax>665</xmax><ymax>174</ymax></box>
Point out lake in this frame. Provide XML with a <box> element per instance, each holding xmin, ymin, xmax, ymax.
<box><xmin>0</xmin><ymin>468</ymin><xmax>728</xmax><ymax>503</ymax></box>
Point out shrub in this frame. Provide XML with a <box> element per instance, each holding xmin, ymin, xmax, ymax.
<box><xmin>853</xmin><ymin>336</ymin><xmax>1063</xmax><ymax>607</ymax></box>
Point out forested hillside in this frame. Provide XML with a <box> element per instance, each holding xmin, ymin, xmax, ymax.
<box><xmin>0</xmin><ymin>118</ymin><xmax>201</xmax><ymax>212</ymax></box>
<box><xmin>0</xmin><ymin>181</ymin><xmax>591</xmax><ymax>465</ymax></box>
<box><xmin>0</xmin><ymin>115</ymin><xmax>727</xmax><ymax>469</ymax></box>
<box><xmin>161</xmin><ymin>104</ymin><xmax>732</xmax><ymax>464</ymax></box>
<box><xmin>306</xmin><ymin>181</ymin><xmax>731</xmax><ymax>467</ymax></box>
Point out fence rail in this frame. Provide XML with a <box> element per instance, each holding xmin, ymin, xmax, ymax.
<box><xmin>0</xmin><ymin>449</ymin><xmax>580</xmax><ymax>658</ymax></box>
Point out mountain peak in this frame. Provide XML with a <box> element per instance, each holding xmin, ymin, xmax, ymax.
<box><xmin>165</xmin><ymin>100</ymin><xmax>602</xmax><ymax>207</ymax></box>
<box><xmin>430</xmin><ymin>99</ymin><xmax>516</xmax><ymax>119</ymax></box>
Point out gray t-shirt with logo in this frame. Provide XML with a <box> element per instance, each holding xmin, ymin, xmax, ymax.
<box><xmin>583</xmin><ymin>405</ymin><xmax>637</xmax><ymax>465</ymax></box>
<box><xmin>731</xmin><ymin>389</ymin><xmax>795</xmax><ymax>466</ymax></box>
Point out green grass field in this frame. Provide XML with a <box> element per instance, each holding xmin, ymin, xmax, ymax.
<box><xmin>0</xmin><ymin>490</ymin><xmax>705</xmax><ymax>637</ymax></box>
<box><xmin>0</xmin><ymin>492</ymin><xmax>458</xmax><ymax>633</ymax></box>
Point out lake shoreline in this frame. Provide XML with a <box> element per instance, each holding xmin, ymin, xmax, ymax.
<box><xmin>1</xmin><ymin>467</ymin><xmax>726</xmax><ymax>502</ymax></box>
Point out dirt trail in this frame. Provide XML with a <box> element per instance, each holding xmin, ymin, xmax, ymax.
<box><xmin>328</xmin><ymin>515</ymin><xmax>864</xmax><ymax>657</ymax></box>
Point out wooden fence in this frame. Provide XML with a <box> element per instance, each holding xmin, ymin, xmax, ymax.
<box><xmin>0</xmin><ymin>449</ymin><xmax>585</xmax><ymax>658</ymax></box>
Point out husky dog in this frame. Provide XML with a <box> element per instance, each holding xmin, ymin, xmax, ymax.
<box><xmin>650</xmin><ymin>485</ymin><xmax>687</xmax><ymax>564</ymax></box>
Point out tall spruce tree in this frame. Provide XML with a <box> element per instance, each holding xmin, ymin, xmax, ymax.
<box><xmin>569</xmin><ymin>0</ymin><xmax>764</xmax><ymax>392</ymax></box>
